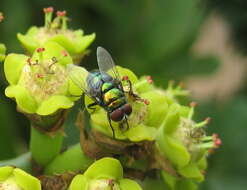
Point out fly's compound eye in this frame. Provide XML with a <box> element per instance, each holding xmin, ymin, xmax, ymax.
<box><xmin>110</xmin><ymin>109</ymin><xmax>124</xmax><ymax>122</ymax></box>
<box><xmin>123</xmin><ymin>104</ymin><xmax>132</xmax><ymax>116</ymax></box>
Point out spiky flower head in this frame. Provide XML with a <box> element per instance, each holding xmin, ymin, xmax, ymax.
<box><xmin>17</xmin><ymin>7</ymin><xmax>95</xmax><ymax>64</ymax></box>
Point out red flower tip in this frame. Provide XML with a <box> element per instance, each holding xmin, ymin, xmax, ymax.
<box><xmin>215</xmin><ymin>138</ymin><xmax>222</xmax><ymax>147</ymax></box>
<box><xmin>213</xmin><ymin>133</ymin><xmax>222</xmax><ymax>148</ymax></box>
<box><xmin>108</xmin><ymin>179</ymin><xmax>114</xmax><ymax>186</ymax></box>
<box><xmin>122</xmin><ymin>75</ymin><xmax>129</xmax><ymax>81</ymax></box>
<box><xmin>146</xmin><ymin>76</ymin><xmax>153</xmax><ymax>84</ymax></box>
<box><xmin>190</xmin><ymin>101</ymin><xmax>197</xmax><ymax>107</ymax></box>
<box><xmin>37</xmin><ymin>47</ymin><xmax>45</xmax><ymax>53</ymax></box>
<box><xmin>144</xmin><ymin>99</ymin><xmax>150</xmax><ymax>105</ymax></box>
<box><xmin>61</xmin><ymin>50</ymin><xmax>68</xmax><ymax>57</ymax></box>
<box><xmin>56</xmin><ymin>10</ymin><xmax>66</xmax><ymax>17</ymax></box>
<box><xmin>0</xmin><ymin>14</ymin><xmax>4</xmax><ymax>22</ymax></box>
<box><xmin>36</xmin><ymin>73</ymin><xmax>44</xmax><ymax>78</ymax></box>
<box><xmin>43</xmin><ymin>7</ymin><xmax>54</xmax><ymax>13</ymax></box>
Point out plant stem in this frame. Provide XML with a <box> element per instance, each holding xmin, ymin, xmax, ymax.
<box><xmin>30</xmin><ymin>127</ymin><xmax>64</xmax><ymax>166</ymax></box>
<box><xmin>44</xmin><ymin>143</ymin><xmax>93</xmax><ymax>175</ymax></box>
<box><xmin>0</xmin><ymin>152</ymin><xmax>31</xmax><ymax>172</ymax></box>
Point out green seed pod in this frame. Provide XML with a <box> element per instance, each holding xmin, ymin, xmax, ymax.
<box><xmin>17</xmin><ymin>7</ymin><xmax>95</xmax><ymax>64</ymax></box>
<box><xmin>0</xmin><ymin>166</ymin><xmax>41</xmax><ymax>190</ymax></box>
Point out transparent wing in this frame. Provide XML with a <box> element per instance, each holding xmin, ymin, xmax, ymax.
<box><xmin>67</xmin><ymin>64</ymin><xmax>90</xmax><ymax>95</ymax></box>
<box><xmin>97</xmin><ymin>46</ymin><xmax>121</xmax><ymax>80</ymax></box>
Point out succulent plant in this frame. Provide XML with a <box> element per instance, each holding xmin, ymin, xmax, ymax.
<box><xmin>17</xmin><ymin>7</ymin><xmax>95</xmax><ymax>64</ymax></box>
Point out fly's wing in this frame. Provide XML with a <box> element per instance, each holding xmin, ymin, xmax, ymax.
<box><xmin>97</xmin><ymin>47</ymin><xmax>121</xmax><ymax>81</ymax></box>
<box><xmin>67</xmin><ymin>64</ymin><xmax>91</xmax><ymax>96</ymax></box>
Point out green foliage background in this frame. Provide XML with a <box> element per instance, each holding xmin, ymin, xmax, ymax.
<box><xmin>0</xmin><ymin>0</ymin><xmax>246</xmax><ymax>189</ymax></box>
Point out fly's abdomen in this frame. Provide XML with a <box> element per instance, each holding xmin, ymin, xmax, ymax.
<box><xmin>103</xmin><ymin>88</ymin><xmax>126</xmax><ymax>110</ymax></box>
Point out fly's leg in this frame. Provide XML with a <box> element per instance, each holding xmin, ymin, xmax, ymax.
<box><xmin>124</xmin><ymin>79</ymin><xmax>149</xmax><ymax>105</ymax></box>
<box><xmin>107</xmin><ymin>113</ymin><xmax>116</xmax><ymax>139</ymax></box>
<box><xmin>124</xmin><ymin>116</ymin><xmax>130</xmax><ymax>130</ymax></box>
<box><xmin>87</xmin><ymin>102</ymin><xmax>98</xmax><ymax>114</ymax></box>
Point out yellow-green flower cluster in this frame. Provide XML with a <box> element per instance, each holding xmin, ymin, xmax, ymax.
<box><xmin>4</xmin><ymin>41</ymin><xmax>82</xmax><ymax>116</ymax></box>
<box><xmin>83</xmin><ymin>66</ymin><xmax>221</xmax><ymax>189</ymax></box>
<box><xmin>17</xmin><ymin>7</ymin><xmax>95</xmax><ymax>64</ymax></box>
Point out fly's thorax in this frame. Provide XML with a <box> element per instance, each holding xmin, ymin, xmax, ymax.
<box><xmin>101</xmin><ymin>82</ymin><xmax>114</xmax><ymax>92</ymax></box>
<box><xmin>103</xmin><ymin>88</ymin><xmax>125</xmax><ymax>106</ymax></box>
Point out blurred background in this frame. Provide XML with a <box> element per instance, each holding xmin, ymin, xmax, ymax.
<box><xmin>0</xmin><ymin>0</ymin><xmax>247</xmax><ymax>189</ymax></box>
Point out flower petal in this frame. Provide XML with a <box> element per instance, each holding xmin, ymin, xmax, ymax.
<box><xmin>0</xmin><ymin>166</ymin><xmax>14</xmax><ymax>181</ymax></box>
<box><xmin>178</xmin><ymin>163</ymin><xmax>204</xmax><ymax>182</ymax></box>
<box><xmin>13</xmin><ymin>168</ymin><xmax>41</xmax><ymax>190</ymax></box>
<box><xmin>116</xmin><ymin>66</ymin><xmax>138</xmax><ymax>84</ymax></box>
<box><xmin>5</xmin><ymin>85</ymin><xmax>38</xmax><ymax>113</ymax></box>
<box><xmin>84</xmin><ymin>158</ymin><xmax>123</xmax><ymax>180</ymax></box>
<box><xmin>75</xmin><ymin>33</ymin><xmax>96</xmax><ymax>53</ymax></box>
<box><xmin>125</xmin><ymin>124</ymin><xmax>157</xmax><ymax>142</ymax></box>
<box><xmin>17</xmin><ymin>26</ymin><xmax>39</xmax><ymax>53</ymax></box>
<box><xmin>141</xmin><ymin>90</ymin><xmax>169</xmax><ymax>127</ymax></box>
<box><xmin>69</xmin><ymin>174</ymin><xmax>88</xmax><ymax>190</ymax></box>
<box><xmin>119</xmin><ymin>178</ymin><xmax>142</xmax><ymax>190</ymax></box>
<box><xmin>32</xmin><ymin>41</ymin><xmax>73</xmax><ymax>66</ymax></box>
<box><xmin>4</xmin><ymin>54</ymin><xmax>29</xmax><ymax>85</ymax></box>
<box><xmin>37</xmin><ymin>95</ymin><xmax>74</xmax><ymax>115</ymax></box>
<box><xmin>156</xmin><ymin>134</ymin><xmax>190</xmax><ymax>168</ymax></box>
